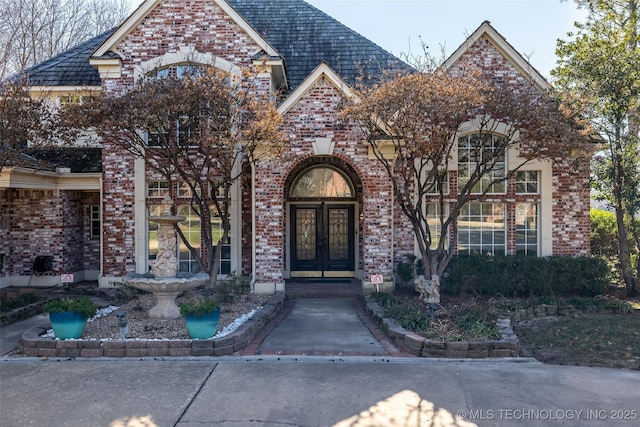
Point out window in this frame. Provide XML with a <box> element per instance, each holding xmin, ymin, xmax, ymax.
<box><xmin>291</xmin><ymin>167</ymin><xmax>354</xmax><ymax>198</ymax></box>
<box><xmin>210</xmin><ymin>208</ymin><xmax>231</xmax><ymax>275</ymax></box>
<box><xmin>426</xmin><ymin>203</ymin><xmax>448</xmax><ymax>249</ymax></box>
<box><xmin>424</xmin><ymin>172</ymin><xmax>449</xmax><ymax>195</ymax></box>
<box><xmin>90</xmin><ymin>206</ymin><xmax>100</xmax><ymax>238</ymax></box>
<box><xmin>515</xmin><ymin>171</ymin><xmax>539</xmax><ymax>194</ymax></box>
<box><xmin>178</xmin><ymin>181</ymin><xmax>201</xmax><ymax>198</ymax></box>
<box><xmin>147</xmin><ymin>115</ymin><xmax>198</xmax><ymax>147</ymax></box>
<box><xmin>516</xmin><ymin>203</ymin><xmax>539</xmax><ymax>255</ymax></box>
<box><xmin>178</xmin><ymin>205</ymin><xmax>202</xmax><ymax>274</ymax></box>
<box><xmin>147</xmin><ymin>125</ymin><xmax>169</xmax><ymax>146</ymax></box>
<box><xmin>148</xmin><ymin>63</ymin><xmax>202</xmax><ymax>80</ymax></box>
<box><xmin>175</xmin><ymin>205</ymin><xmax>231</xmax><ymax>275</ymax></box>
<box><xmin>59</xmin><ymin>94</ymin><xmax>82</xmax><ymax>106</ymax></box>
<box><xmin>458</xmin><ymin>203</ymin><xmax>506</xmax><ymax>255</ymax></box>
<box><xmin>147</xmin><ymin>181</ymin><xmax>170</xmax><ymax>198</ymax></box>
<box><xmin>458</xmin><ymin>133</ymin><xmax>506</xmax><ymax>194</ymax></box>
<box><xmin>148</xmin><ymin>205</ymin><xmax>162</xmax><ymax>263</ymax></box>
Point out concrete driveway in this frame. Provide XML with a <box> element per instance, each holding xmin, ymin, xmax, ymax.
<box><xmin>1</xmin><ymin>357</ymin><xmax>638</xmax><ymax>427</ymax></box>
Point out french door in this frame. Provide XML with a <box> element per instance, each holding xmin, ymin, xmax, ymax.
<box><xmin>290</xmin><ymin>203</ymin><xmax>355</xmax><ymax>277</ymax></box>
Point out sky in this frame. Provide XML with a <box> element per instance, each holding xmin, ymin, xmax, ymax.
<box><xmin>127</xmin><ymin>0</ymin><xmax>588</xmax><ymax>80</ymax></box>
<box><xmin>304</xmin><ymin>0</ymin><xmax>587</xmax><ymax>79</ymax></box>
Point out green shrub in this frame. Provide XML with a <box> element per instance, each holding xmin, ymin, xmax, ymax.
<box><xmin>44</xmin><ymin>296</ymin><xmax>97</xmax><ymax>319</ymax></box>
<box><xmin>384</xmin><ymin>305</ymin><xmax>431</xmax><ymax>332</ymax></box>
<box><xmin>373</xmin><ymin>292</ymin><xmax>399</xmax><ymax>308</ymax></box>
<box><xmin>179</xmin><ymin>296</ymin><xmax>219</xmax><ymax>316</ymax></box>
<box><xmin>590</xmin><ymin>209</ymin><xmax>619</xmax><ymax>257</ymax></box>
<box><xmin>443</xmin><ymin>255</ymin><xmax>609</xmax><ymax>297</ymax></box>
<box><xmin>0</xmin><ymin>292</ymin><xmax>38</xmax><ymax>313</ymax></box>
<box><xmin>373</xmin><ymin>293</ymin><xmax>431</xmax><ymax>331</ymax></box>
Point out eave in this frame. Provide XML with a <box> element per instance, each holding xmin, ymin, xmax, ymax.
<box><xmin>0</xmin><ymin>168</ymin><xmax>101</xmax><ymax>191</ymax></box>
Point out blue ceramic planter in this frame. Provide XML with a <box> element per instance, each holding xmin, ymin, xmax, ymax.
<box><xmin>184</xmin><ymin>307</ymin><xmax>221</xmax><ymax>339</ymax></box>
<box><xmin>49</xmin><ymin>311</ymin><xmax>88</xmax><ymax>339</ymax></box>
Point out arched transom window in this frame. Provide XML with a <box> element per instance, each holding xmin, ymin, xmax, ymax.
<box><xmin>290</xmin><ymin>167</ymin><xmax>354</xmax><ymax>198</ymax></box>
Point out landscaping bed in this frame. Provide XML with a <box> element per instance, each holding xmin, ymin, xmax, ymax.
<box><xmin>370</xmin><ymin>285</ymin><xmax>640</xmax><ymax>368</ymax></box>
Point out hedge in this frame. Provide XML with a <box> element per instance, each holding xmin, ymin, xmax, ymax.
<box><xmin>442</xmin><ymin>255</ymin><xmax>610</xmax><ymax>297</ymax></box>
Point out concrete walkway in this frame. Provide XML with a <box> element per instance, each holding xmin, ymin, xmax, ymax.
<box><xmin>258</xmin><ymin>298</ymin><xmax>388</xmax><ymax>355</ymax></box>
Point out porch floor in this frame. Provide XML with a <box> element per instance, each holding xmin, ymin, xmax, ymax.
<box><xmin>284</xmin><ymin>279</ymin><xmax>363</xmax><ymax>298</ymax></box>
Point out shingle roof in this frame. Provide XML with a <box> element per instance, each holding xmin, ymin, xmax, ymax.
<box><xmin>26</xmin><ymin>148</ymin><xmax>102</xmax><ymax>173</ymax></box>
<box><xmin>12</xmin><ymin>30</ymin><xmax>116</xmax><ymax>87</ymax></box>
<box><xmin>15</xmin><ymin>0</ymin><xmax>410</xmax><ymax>91</ymax></box>
<box><xmin>226</xmin><ymin>0</ymin><xmax>412</xmax><ymax>88</ymax></box>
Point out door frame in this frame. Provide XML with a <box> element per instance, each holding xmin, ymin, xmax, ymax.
<box><xmin>286</xmin><ymin>201</ymin><xmax>359</xmax><ymax>279</ymax></box>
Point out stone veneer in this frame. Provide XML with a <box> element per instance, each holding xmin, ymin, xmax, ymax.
<box><xmin>20</xmin><ymin>293</ymin><xmax>284</xmax><ymax>358</ymax></box>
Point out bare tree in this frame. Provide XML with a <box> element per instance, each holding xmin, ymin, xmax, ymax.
<box><xmin>68</xmin><ymin>66</ymin><xmax>285</xmax><ymax>288</ymax></box>
<box><xmin>0</xmin><ymin>0</ymin><xmax>130</xmax><ymax>80</ymax></box>
<box><xmin>0</xmin><ymin>78</ymin><xmax>69</xmax><ymax>172</ymax></box>
<box><xmin>345</xmin><ymin>69</ymin><xmax>589</xmax><ymax>303</ymax></box>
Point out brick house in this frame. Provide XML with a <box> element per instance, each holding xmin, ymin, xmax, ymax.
<box><xmin>0</xmin><ymin>0</ymin><xmax>590</xmax><ymax>292</ymax></box>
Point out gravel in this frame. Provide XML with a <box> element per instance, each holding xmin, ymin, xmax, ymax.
<box><xmin>77</xmin><ymin>291</ymin><xmax>272</xmax><ymax>340</ymax></box>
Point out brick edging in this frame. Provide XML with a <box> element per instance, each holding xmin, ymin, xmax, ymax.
<box><xmin>362</xmin><ymin>296</ymin><xmax>519</xmax><ymax>358</ymax></box>
<box><xmin>19</xmin><ymin>293</ymin><xmax>286</xmax><ymax>358</ymax></box>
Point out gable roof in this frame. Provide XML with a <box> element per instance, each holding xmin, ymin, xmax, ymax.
<box><xmin>14</xmin><ymin>0</ymin><xmax>409</xmax><ymax>92</ymax></box>
<box><xmin>442</xmin><ymin>21</ymin><xmax>550</xmax><ymax>91</ymax></box>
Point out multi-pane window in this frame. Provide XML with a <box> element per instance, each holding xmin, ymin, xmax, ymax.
<box><xmin>210</xmin><ymin>208</ymin><xmax>231</xmax><ymax>275</ymax></box>
<box><xmin>148</xmin><ymin>64</ymin><xmax>202</xmax><ymax>80</ymax></box>
<box><xmin>90</xmin><ymin>206</ymin><xmax>100</xmax><ymax>238</ymax></box>
<box><xmin>515</xmin><ymin>203</ymin><xmax>539</xmax><ymax>255</ymax></box>
<box><xmin>147</xmin><ymin>115</ymin><xmax>198</xmax><ymax>147</ymax></box>
<box><xmin>515</xmin><ymin>171</ymin><xmax>539</xmax><ymax>194</ymax></box>
<box><xmin>147</xmin><ymin>181</ymin><xmax>170</xmax><ymax>198</ymax></box>
<box><xmin>174</xmin><ymin>205</ymin><xmax>231</xmax><ymax>275</ymax></box>
<box><xmin>59</xmin><ymin>94</ymin><xmax>82</xmax><ymax>107</ymax></box>
<box><xmin>424</xmin><ymin>172</ymin><xmax>449</xmax><ymax>195</ymax></box>
<box><xmin>178</xmin><ymin>205</ymin><xmax>202</xmax><ymax>274</ymax></box>
<box><xmin>177</xmin><ymin>181</ymin><xmax>202</xmax><ymax>198</ymax></box>
<box><xmin>426</xmin><ymin>203</ymin><xmax>448</xmax><ymax>249</ymax></box>
<box><xmin>458</xmin><ymin>133</ymin><xmax>506</xmax><ymax>194</ymax></box>
<box><xmin>457</xmin><ymin>202</ymin><xmax>506</xmax><ymax>255</ymax></box>
<box><xmin>148</xmin><ymin>205</ymin><xmax>162</xmax><ymax>263</ymax></box>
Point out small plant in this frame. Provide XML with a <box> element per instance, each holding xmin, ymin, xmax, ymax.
<box><xmin>44</xmin><ymin>296</ymin><xmax>97</xmax><ymax>319</ymax></box>
<box><xmin>179</xmin><ymin>296</ymin><xmax>219</xmax><ymax>317</ymax></box>
<box><xmin>384</xmin><ymin>305</ymin><xmax>431</xmax><ymax>332</ymax></box>
<box><xmin>457</xmin><ymin>309</ymin><xmax>500</xmax><ymax>340</ymax></box>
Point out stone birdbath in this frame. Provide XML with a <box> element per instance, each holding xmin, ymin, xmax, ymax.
<box><xmin>123</xmin><ymin>198</ymin><xmax>209</xmax><ymax>319</ymax></box>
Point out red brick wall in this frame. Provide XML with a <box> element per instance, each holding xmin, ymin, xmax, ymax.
<box><xmin>96</xmin><ymin>6</ymin><xmax>591</xmax><ymax>282</ymax></box>
<box><xmin>99</xmin><ymin>0</ymin><xmax>268</xmax><ymax>276</ymax></box>
<box><xmin>0</xmin><ymin>189</ymin><xmax>99</xmax><ymax>277</ymax></box>
<box><xmin>101</xmin><ymin>143</ymin><xmax>137</xmax><ymax>276</ymax></box>
<box><xmin>443</xmin><ymin>35</ymin><xmax>591</xmax><ymax>257</ymax></box>
<box><xmin>552</xmin><ymin>157</ymin><xmax>591</xmax><ymax>256</ymax></box>
<box><xmin>251</xmin><ymin>77</ymin><xmax>397</xmax><ymax>284</ymax></box>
